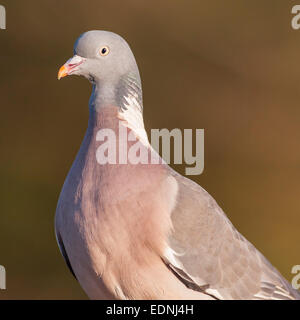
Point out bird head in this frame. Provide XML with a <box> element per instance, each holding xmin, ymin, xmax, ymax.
<box><xmin>58</xmin><ymin>30</ymin><xmax>139</xmax><ymax>85</ymax></box>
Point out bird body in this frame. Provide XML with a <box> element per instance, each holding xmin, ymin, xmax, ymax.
<box><xmin>55</xmin><ymin>106</ymin><xmax>210</xmax><ymax>299</ymax></box>
<box><xmin>55</xmin><ymin>31</ymin><xmax>300</xmax><ymax>300</ymax></box>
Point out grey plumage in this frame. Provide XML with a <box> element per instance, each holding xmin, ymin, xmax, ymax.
<box><xmin>56</xmin><ymin>30</ymin><xmax>300</xmax><ymax>300</ymax></box>
<box><xmin>165</xmin><ymin>171</ymin><xmax>300</xmax><ymax>300</ymax></box>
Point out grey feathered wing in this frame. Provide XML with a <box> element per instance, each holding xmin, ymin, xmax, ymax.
<box><xmin>55</xmin><ymin>229</ymin><xmax>77</xmax><ymax>280</ymax></box>
<box><xmin>164</xmin><ymin>171</ymin><xmax>300</xmax><ymax>300</ymax></box>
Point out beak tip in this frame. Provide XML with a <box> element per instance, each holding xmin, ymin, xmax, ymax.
<box><xmin>58</xmin><ymin>65</ymin><xmax>68</xmax><ymax>80</ymax></box>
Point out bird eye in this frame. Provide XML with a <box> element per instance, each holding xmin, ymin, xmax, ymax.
<box><xmin>100</xmin><ymin>46</ymin><xmax>110</xmax><ymax>56</ymax></box>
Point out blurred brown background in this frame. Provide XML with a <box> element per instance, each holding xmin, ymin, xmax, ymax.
<box><xmin>0</xmin><ymin>0</ymin><xmax>299</xmax><ymax>299</ymax></box>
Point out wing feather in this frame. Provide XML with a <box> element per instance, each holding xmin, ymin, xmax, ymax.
<box><xmin>164</xmin><ymin>171</ymin><xmax>300</xmax><ymax>300</ymax></box>
<box><xmin>55</xmin><ymin>230</ymin><xmax>77</xmax><ymax>280</ymax></box>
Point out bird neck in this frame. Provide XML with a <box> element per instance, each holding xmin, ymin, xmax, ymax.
<box><xmin>88</xmin><ymin>73</ymin><xmax>149</xmax><ymax>145</ymax></box>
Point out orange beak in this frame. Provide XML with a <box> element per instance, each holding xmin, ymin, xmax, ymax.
<box><xmin>58</xmin><ymin>55</ymin><xmax>85</xmax><ymax>80</ymax></box>
<box><xmin>58</xmin><ymin>65</ymin><xmax>68</xmax><ymax>80</ymax></box>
